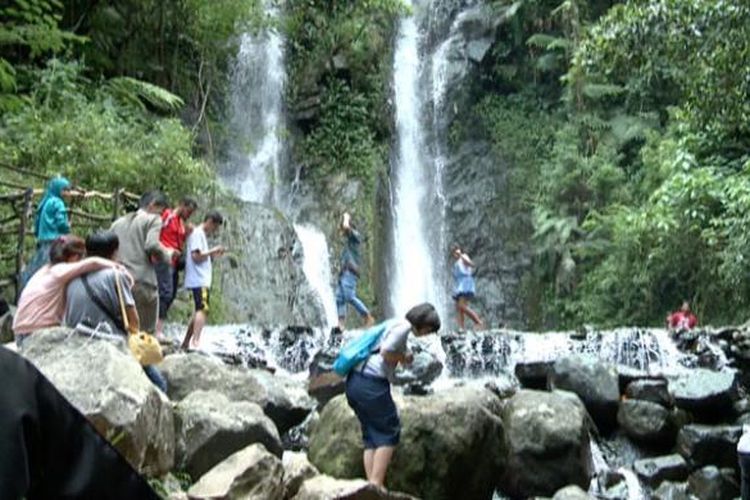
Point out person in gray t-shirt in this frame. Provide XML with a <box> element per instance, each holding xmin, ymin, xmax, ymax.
<box><xmin>65</xmin><ymin>268</ymin><xmax>135</xmax><ymax>336</ymax></box>
<box><xmin>344</xmin><ymin>303</ymin><xmax>441</xmax><ymax>489</ymax></box>
<box><xmin>63</xmin><ymin>231</ymin><xmax>167</xmax><ymax>393</ymax></box>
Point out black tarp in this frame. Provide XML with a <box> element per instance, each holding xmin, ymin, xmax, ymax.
<box><xmin>0</xmin><ymin>346</ymin><xmax>159</xmax><ymax>499</ymax></box>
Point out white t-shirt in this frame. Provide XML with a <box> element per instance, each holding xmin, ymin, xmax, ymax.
<box><xmin>359</xmin><ymin>319</ymin><xmax>412</xmax><ymax>381</ymax></box>
<box><xmin>184</xmin><ymin>225</ymin><xmax>211</xmax><ymax>289</ymax></box>
<box><xmin>738</xmin><ymin>425</ymin><xmax>750</xmax><ymax>453</ymax></box>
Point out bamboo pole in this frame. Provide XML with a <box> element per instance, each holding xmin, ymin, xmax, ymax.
<box><xmin>112</xmin><ymin>188</ymin><xmax>122</xmax><ymax>222</ymax></box>
<box><xmin>15</xmin><ymin>188</ymin><xmax>32</xmax><ymax>301</ymax></box>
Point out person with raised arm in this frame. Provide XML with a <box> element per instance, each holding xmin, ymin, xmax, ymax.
<box><xmin>451</xmin><ymin>245</ymin><xmax>483</xmax><ymax>330</ymax></box>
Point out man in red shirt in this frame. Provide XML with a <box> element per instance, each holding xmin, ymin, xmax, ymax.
<box><xmin>155</xmin><ymin>197</ymin><xmax>197</xmax><ymax>337</ymax></box>
<box><xmin>666</xmin><ymin>300</ymin><xmax>698</xmax><ymax>330</ymax></box>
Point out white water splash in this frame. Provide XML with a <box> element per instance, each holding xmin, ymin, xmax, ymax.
<box><xmin>390</xmin><ymin>1</ymin><xmax>440</xmax><ymax>316</ymax></box>
<box><xmin>294</xmin><ymin>224</ymin><xmax>338</xmax><ymax>329</ymax></box>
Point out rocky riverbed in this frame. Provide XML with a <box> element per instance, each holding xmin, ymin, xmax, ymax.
<box><xmin>7</xmin><ymin>323</ymin><xmax>750</xmax><ymax>499</ymax></box>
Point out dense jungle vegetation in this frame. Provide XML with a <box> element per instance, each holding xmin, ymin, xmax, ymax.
<box><xmin>470</xmin><ymin>0</ymin><xmax>750</xmax><ymax>327</ymax></box>
<box><xmin>2</xmin><ymin>0</ymin><xmax>749</xmax><ymax>329</ymax></box>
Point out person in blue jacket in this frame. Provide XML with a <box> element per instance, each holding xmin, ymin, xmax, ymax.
<box><xmin>21</xmin><ymin>176</ymin><xmax>72</xmax><ymax>289</ymax></box>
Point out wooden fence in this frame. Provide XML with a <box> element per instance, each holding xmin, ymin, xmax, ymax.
<box><xmin>0</xmin><ymin>164</ymin><xmax>139</xmax><ymax>300</ymax></box>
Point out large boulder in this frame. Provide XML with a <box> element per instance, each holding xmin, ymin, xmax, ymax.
<box><xmin>552</xmin><ymin>485</ymin><xmax>592</xmax><ymax>499</ymax></box>
<box><xmin>22</xmin><ymin>328</ymin><xmax>174</xmax><ymax>475</ymax></box>
<box><xmin>617</xmin><ymin>400</ymin><xmax>675</xmax><ymax>446</ymax></box>
<box><xmin>217</xmin><ymin>201</ymin><xmax>322</xmax><ymax>326</ymax></box>
<box><xmin>669</xmin><ymin>369</ymin><xmax>738</xmax><ymax>421</ymax></box>
<box><xmin>250</xmin><ymin>369</ymin><xmax>317</xmax><ymax>433</ymax></box>
<box><xmin>676</xmin><ymin>425</ymin><xmax>742</xmax><ymax>470</ymax></box>
<box><xmin>633</xmin><ymin>454</ymin><xmax>689</xmax><ymax>487</ymax></box>
<box><xmin>187</xmin><ymin>444</ymin><xmax>284</xmax><ymax>500</ymax></box>
<box><xmin>548</xmin><ymin>355</ymin><xmax>620</xmax><ymax>432</ymax></box>
<box><xmin>291</xmin><ymin>475</ymin><xmax>417</xmax><ymax>500</ymax></box>
<box><xmin>500</xmin><ymin>390</ymin><xmax>593</xmax><ymax>498</ymax></box>
<box><xmin>625</xmin><ymin>379</ymin><xmax>673</xmax><ymax>407</ymax></box>
<box><xmin>687</xmin><ymin>466</ymin><xmax>739</xmax><ymax>500</ymax></box>
<box><xmin>161</xmin><ymin>353</ymin><xmax>313</xmax><ymax>433</ymax></box>
<box><xmin>514</xmin><ymin>360</ymin><xmax>554</xmax><ymax>390</ymax></box>
<box><xmin>653</xmin><ymin>481</ymin><xmax>690</xmax><ymax>500</ymax></box>
<box><xmin>283</xmin><ymin>452</ymin><xmax>319</xmax><ymax>500</ymax></box>
<box><xmin>308</xmin><ymin>387</ymin><xmax>505</xmax><ymax>500</ymax></box>
<box><xmin>175</xmin><ymin>390</ymin><xmax>282</xmax><ymax>480</ymax></box>
<box><xmin>307</xmin><ymin>372</ymin><xmax>345</xmax><ymax>408</ymax></box>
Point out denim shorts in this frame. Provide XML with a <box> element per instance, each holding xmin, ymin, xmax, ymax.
<box><xmin>345</xmin><ymin>371</ymin><xmax>400</xmax><ymax>449</ymax></box>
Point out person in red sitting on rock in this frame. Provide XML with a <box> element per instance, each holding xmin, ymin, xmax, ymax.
<box><xmin>666</xmin><ymin>300</ymin><xmax>698</xmax><ymax>330</ymax></box>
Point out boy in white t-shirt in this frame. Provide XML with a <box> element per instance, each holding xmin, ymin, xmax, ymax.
<box><xmin>181</xmin><ymin>211</ymin><xmax>225</xmax><ymax>349</ymax></box>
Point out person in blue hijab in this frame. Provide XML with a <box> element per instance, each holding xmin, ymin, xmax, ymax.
<box><xmin>20</xmin><ymin>177</ymin><xmax>72</xmax><ymax>289</ymax></box>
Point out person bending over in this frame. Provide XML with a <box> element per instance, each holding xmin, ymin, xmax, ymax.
<box><xmin>345</xmin><ymin>303</ymin><xmax>441</xmax><ymax>488</ymax></box>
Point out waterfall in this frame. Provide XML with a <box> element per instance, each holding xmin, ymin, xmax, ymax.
<box><xmin>226</xmin><ymin>7</ymin><xmax>286</xmax><ymax>206</ymax></box>
<box><xmin>389</xmin><ymin>0</ymin><xmax>441</xmax><ymax>316</ymax></box>
<box><xmin>223</xmin><ymin>4</ymin><xmax>335</xmax><ymax>326</ymax></box>
<box><xmin>294</xmin><ymin>224</ymin><xmax>338</xmax><ymax>328</ymax></box>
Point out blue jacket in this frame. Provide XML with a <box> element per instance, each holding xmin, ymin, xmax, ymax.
<box><xmin>35</xmin><ymin>177</ymin><xmax>71</xmax><ymax>241</ymax></box>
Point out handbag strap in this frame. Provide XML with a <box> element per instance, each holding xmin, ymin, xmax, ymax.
<box><xmin>112</xmin><ymin>270</ymin><xmax>131</xmax><ymax>333</ymax></box>
<box><xmin>81</xmin><ymin>275</ymin><xmax>125</xmax><ymax>333</ymax></box>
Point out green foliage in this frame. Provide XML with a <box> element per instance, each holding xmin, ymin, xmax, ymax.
<box><xmin>1</xmin><ymin>60</ymin><xmax>212</xmax><ymax>201</ymax></box>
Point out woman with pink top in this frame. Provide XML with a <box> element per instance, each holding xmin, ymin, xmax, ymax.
<box><xmin>13</xmin><ymin>236</ymin><xmax>130</xmax><ymax>348</ymax></box>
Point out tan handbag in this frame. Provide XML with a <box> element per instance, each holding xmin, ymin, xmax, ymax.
<box><xmin>114</xmin><ymin>273</ymin><xmax>164</xmax><ymax>365</ymax></box>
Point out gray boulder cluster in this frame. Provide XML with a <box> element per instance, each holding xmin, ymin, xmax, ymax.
<box><xmin>12</xmin><ymin>327</ymin><xmax>750</xmax><ymax>499</ymax></box>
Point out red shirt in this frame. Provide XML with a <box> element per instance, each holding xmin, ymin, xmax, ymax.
<box><xmin>160</xmin><ymin>209</ymin><xmax>185</xmax><ymax>265</ymax></box>
<box><xmin>668</xmin><ymin>311</ymin><xmax>697</xmax><ymax>330</ymax></box>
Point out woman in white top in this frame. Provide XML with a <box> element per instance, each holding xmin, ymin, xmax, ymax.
<box><xmin>451</xmin><ymin>245</ymin><xmax>483</xmax><ymax>330</ymax></box>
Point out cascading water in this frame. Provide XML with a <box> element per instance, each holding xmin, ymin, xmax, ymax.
<box><xmin>294</xmin><ymin>224</ymin><xmax>338</xmax><ymax>328</ymax></box>
<box><xmin>226</xmin><ymin>8</ymin><xmax>286</xmax><ymax>206</ymax></box>
<box><xmin>389</xmin><ymin>0</ymin><xmax>442</xmax><ymax>316</ymax></box>
<box><xmin>223</xmin><ymin>3</ymin><xmax>336</xmax><ymax>328</ymax></box>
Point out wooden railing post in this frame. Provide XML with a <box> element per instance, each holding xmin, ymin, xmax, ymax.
<box><xmin>15</xmin><ymin>188</ymin><xmax>33</xmax><ymax>301</ymax></box>
<box><xmin>112</xmin><ymin>188</ymin><xmax>122</xmax><ymax>222</ymax></box>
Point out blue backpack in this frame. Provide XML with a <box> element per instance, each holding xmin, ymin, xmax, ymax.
<box><xmin>332</xmin><ymin>320</ymin><xmax>399</xmax><ymax>377</ymax></box>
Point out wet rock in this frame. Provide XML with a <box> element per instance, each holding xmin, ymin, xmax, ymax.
<box><xmin>308</xmin><ymin>388</ymin><xmax>504</xmax><ymax>500</ymax></box>
<box><xmin>218</xmin><ymin>201</ymin><xmax>322</xmax><ymax>327</ymax></box>
<box><xmin>440</xmin><ymin>330</ymin><xmax>512</xmax><ymax>377</ymax></box>
<box><xmin>307</xmin><ymin>372</ymin><xmax>345</xmax><ymax>408</ymax></box>
<box><xmin>291</xmin><ymin>475</ymin><xmax>417</xmax><ymax>500</ymax></box>
<box><xmin>250</xmin><ymin>369</ymin><xmax>316</xmax><ymax>434</ymax></box>
<box><xmin>0</xmin><ymin>304</ymin><xmax>13</xmax><ymax>343</ymax></box>
<box><xmin>392</xmin><ymin>342</ymin><xmax>443</xmax><ymax>387</ymax></box>
<box><xmin>515</xmin><ymin>360</ymin><xmax>553</xmax><ymax>390</ymax></box>
<box><xmin>653</xmin><ymin>481</ymin><xmax>690</xmax><ymax>500</ymax></box>
<box><xmin>283</xmin><ymin>452</ymin><xmax>319</xmax><ymax>499</ymax></box>
<box><xmin>669</xmin><ymin>369</ymin><xmax>738</xmax><ymax>421</ymax></box>
<box><xmin>633</xmin><ymin>454</ymin><xmax>689</xmax><ymax>487</ymax></box>
<box><xmin>551</xmin><ymin>485</ymin><xmax>592</xmax><ymax>499</ymax></box>
<box><xmin>687</xmin><ymin>466</ymin><xmax>739</xmax><ymax>500</ymax></box>
<box><xmin>161</xmin><ymin>353</ymin><xmax>266</xmax><ymax>402</ymax></box>
<box><xmin>548</xmin><ymin>355</ymin><xmax>620</xmax><ymax>432</ymax></box>
<box><xmin>617</xmin><ymin>400</ymin><xmax>675</xmax><ymax>446</ymax></box>
<box><xmin>625</xmin><ymin>379</ymin><xmax>673</xmax><ymax>408</ymax></box>
<box><xmin>22</xmin><ymin>328</ymin><xmax>174</xmax><ymax>475</ymax></box>
<box><xmin>676</xmin><ymin>425</ymin><xmax>742</xmax><ymax>470</ymax></box>
<box><xmin>174</xmin><ymin>390</ymin><xmax>282</xmax><ymax>480</ymax></box>
<box><xmin>187</xmin><ymin>444</ymin><xmax>284</xmax><ymax>500</ymax></box>
<box><xmin>500</xmin><ymin>390</ymin><xmax>593</xmax><ymax>498</ymax></box>
<box><xmin>484</xmin><ymin>373</ymin><xmax>518</xmax><ymax>399</ymax></box>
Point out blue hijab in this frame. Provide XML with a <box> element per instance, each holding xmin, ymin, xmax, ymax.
<box><xmin>34</xmin><ymin>177</ymin><xmax>71</xmax><ymax>238</ymax></box>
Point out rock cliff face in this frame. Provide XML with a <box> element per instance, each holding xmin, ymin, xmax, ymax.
<box><xmin>217</xmin><ymin>200</ymin><xmax>323</xmax><ymax>327</ymax></box>
<box><xmin>429</xmin><ymin>1</ymin><xmax>532</xmax><ymax>327</ymax></box>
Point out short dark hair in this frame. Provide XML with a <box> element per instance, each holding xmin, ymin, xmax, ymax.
<box><xmin>204</xmin><ymin>211</ymin><xmax>224</xmax><ymax>225</ymax></box>
<box><xmin>85</xmin><ymin>231</ymin><xmax>119</xmax><ymax>259</ymax></box>
<box><xmin>405</xmin><ymin>302</ymin><xmax>441</xmax><ymax>333</ymax></box>
<box><xmin>180</xmin><ymin>197</ymin><xmax>198</xmax><ymax>210</ymax></box>
<box><xmin>49</xmin><ymin>235</ymin><xmax>86</xmax><ymax>264</ymax></box>
<box><xmin>138</xmin><ymin>190</ymin><xmax>168</xmax><ymax>210</ymax></box>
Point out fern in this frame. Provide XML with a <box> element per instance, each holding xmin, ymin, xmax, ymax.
<box><xmin>105</xmin><ymin>77</ymin><xmax>184</xmax><ymax>112</ymax></box>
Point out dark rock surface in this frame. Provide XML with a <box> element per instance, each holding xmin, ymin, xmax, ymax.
<box><xmin>633</xmin><ymin>454</ymin><xmax>689</xmax><ymax>487</ymax></box>
<box><xmin>676</xmin><ymin>425</ymin><xmax>742</xmax><ymax>470</ymax></box>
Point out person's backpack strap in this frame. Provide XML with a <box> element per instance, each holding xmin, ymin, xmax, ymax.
<box><xmin>81</xmin><ymin>275</ymin><xmax>125</xmax><ymax>332</ymax></box>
